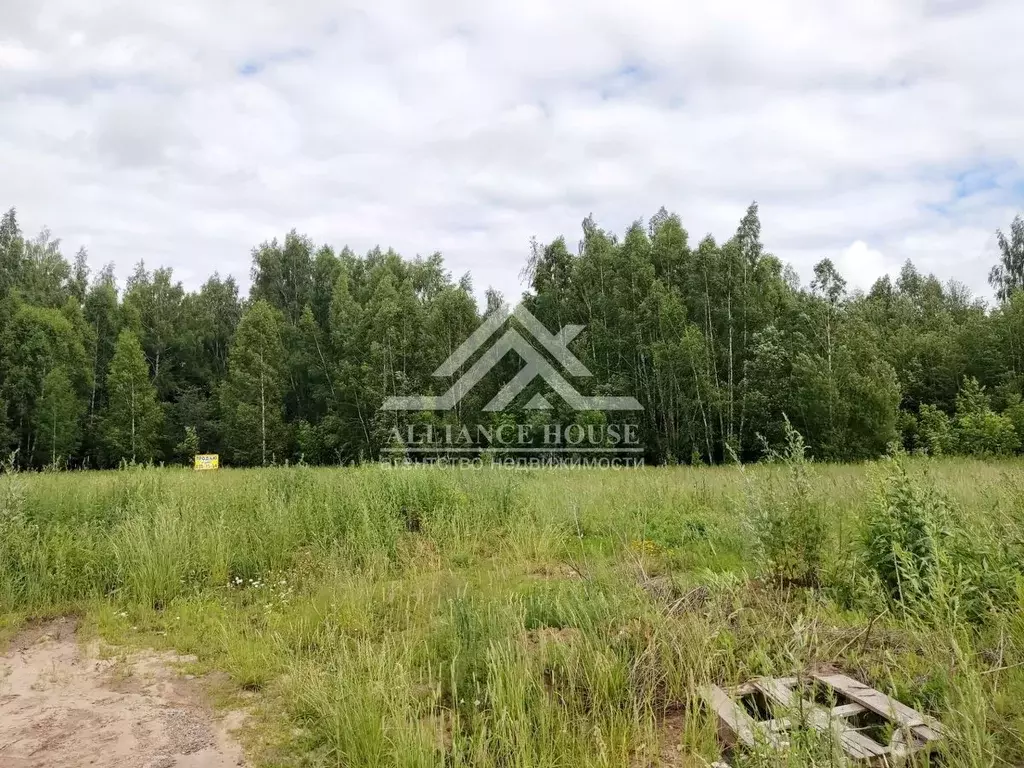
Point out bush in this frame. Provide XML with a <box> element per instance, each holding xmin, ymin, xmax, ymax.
<box><xmin>895</xmin><ymin>409</ymin><xmax>919</xmax><ymax>453</ymax></box>
<box><xmin>917</xmin><ymin>378</ymin><xmax>1021</xmax><ymax>458</ymax></box>
<box><xmin>955</xmin><ymin>410</ymin><xmax>1019</xmax><ymax>457</ymax></box>
<box><xmin>863</xmin><ymin>459</ymin><xmax>1019</xmax><ymax>621</ymax></box>
<box><xmin>918</xmin><ymin>404</ymin><xmax>953</xmax><ymax>456</ymax></box>
<box><xmin>952</xmin><ymin>377</ymin><xmax>1019</xmax><ymax>457</ymax></box>
<box><xmin>863</xmin><ymin>461</ymin><xmax>944</xmax><ymax>604</ymax></box>
<box><xmin>1002</xmin><ymin>392</ymin><xmax>1024</xmax><ymax>447</ymax></box>
<box><xmin>748</xmin><ymin>419</ymin><xmax>826</xmax><ymax>587</ymax></box>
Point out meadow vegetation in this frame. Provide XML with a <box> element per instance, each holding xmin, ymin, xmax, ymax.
<box><xmin>2</xmin><ymin>449</ymin><xmax>1023</xmax><ymax>767</ymax></box>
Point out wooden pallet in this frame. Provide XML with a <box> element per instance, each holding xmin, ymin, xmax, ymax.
<box><xmin>700</xmin><ymin>673</ymin><xmax>943</xmax><ymax>766</ymax></box>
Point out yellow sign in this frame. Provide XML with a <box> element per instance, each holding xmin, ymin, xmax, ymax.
<box><xmin>194</xmin><ymin>454</ymin><xmax>220</xmax><ymax>471</ymax></box>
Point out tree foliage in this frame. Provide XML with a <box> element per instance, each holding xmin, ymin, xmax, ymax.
<box><xmin>2</xmin><ymin>203</ymin><xmax>1024</xmax><ymax>467</ymax></box>
<box><xmin>103</xmin><ymin>330</ymin><xmax>163</xmax><ymax>463</ymax></box>
<box><xmin>221</xmin><ymin>300</ymin><xmax>287</xmax><ymax>466</ymax></box>
<box><xmin>989</xmin><ymin>214</ymin><xmax>1024</xmax><ymax>302</ymax></box>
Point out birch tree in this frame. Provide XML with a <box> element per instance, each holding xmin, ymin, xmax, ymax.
<box><xmin>103</xmin><ymin>330</ymin><xmax>162</xmax><ymax>464</ymax></box>
<box><xmin>221</xmin><ymin>300</ymin><xmax>287</xmax><ymax>465</ymax></box>
<box><xmin>36</xmin><ymin>367</ymin><xmax>83</xmax><ymax>467</ymax></box>
<box><xmin>989</xmin><ymin>214</ymin><xmax>1024</xmax><ymax>303</ymax></box>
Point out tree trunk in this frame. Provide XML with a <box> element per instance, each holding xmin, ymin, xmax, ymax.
<box><xmin>130</xmin><ymin>377</ymin><xmax>136</xmax><ymax>462</ymax></box>
<box><xmin>260</xmin><ymin>349</ymin><xmax>267</xmax><ymax>466</ymax></box>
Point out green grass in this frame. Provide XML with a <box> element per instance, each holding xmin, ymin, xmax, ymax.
<box><xmin>2</xmin><ymin>457</ymin><xmax>1023</xmax><ymax>766</ymax></box>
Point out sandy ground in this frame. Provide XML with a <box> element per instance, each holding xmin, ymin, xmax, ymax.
<box><xmin>0</xmin><ymin>617</ymin><xmax>247</xmax><ymax>768</ymax></box>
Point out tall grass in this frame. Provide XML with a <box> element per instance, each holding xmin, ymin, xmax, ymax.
<box><xmin>1</xmin><ymin>458</ymin><xmax>1022</xmax><ymax>766</ymax></box>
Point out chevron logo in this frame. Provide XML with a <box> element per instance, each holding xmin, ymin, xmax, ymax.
<box><xmin>380</xmin><ymin>303</ymin><xmax>643</xmax><ymax>412</ymax></box>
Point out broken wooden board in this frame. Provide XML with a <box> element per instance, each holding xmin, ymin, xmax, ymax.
<box><xmin>754</xmin><ymin>676</ymin><xmax>886</xmax><ymax>763</ymax></box>
<box><xmin>700</xmin><ymin>674</ymin><xmax>943</xmax><ymax>766</ymax></box>
<box><xmin>702</xmin><ymin>683</ymin><xmax>781</xmax><ymax>749</ymax></box>
<box><xmin>813</xmin><ymin>672</ymin><xmax>944</xmax><ymax>747</ymax></box>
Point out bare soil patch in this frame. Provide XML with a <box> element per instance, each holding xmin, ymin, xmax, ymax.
<box><xmin>0</xmin><ymin>618</ymin><xmax>247</xmax><ymax>768</ymax></box>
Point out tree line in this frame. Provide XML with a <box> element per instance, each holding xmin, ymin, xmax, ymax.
<box><xmin>2</xmin><ymin>203</ymin><xmax>1024</xmax><ymax>468</ymax></box>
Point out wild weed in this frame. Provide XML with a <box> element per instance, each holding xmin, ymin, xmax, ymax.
<box><xmin>747</xmin><ymin>420</ymin><xmax>827</xmax><ymax>587</ymax></box>
<box><xmin>864</xmin><ymin>459</ymin><xmax>1018</xmax><ymax>622</ymax></box>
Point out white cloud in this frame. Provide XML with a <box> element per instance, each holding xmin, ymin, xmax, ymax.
<box><xmin>0</xmin><ymin>41</ymin><xmax>42</xmax><ymax>71</ymax></box>
<box><xmin>1</xmin><ymin>0</ymin><xmax>1023</xmax><ymax>306</ymax></box>
<box><xmin>837</xmin><ymin>241</ymin><xmax>894</xmax><ymax>293</ymax></box>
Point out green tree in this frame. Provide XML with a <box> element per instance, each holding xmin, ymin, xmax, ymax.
<box><xmin>176</xmin><ymin>425</ymin><xmax>200</xmax><ymax>464</ymax></box>
<box><xmin>103</xmin><ymin>330</ymin><xmax>163</xmax><ymax>463</ymax></box>
<box><xmin>1002</xmin><ymin>393</ymin><xmax>1024</xmax><ymax>448</ymax></box>
<box><xmin>250</xmin><ymin>231</ymin><xmax>314</xmax><ymax>325</ymax></box>
<box><xmin>0</xmin><ymin>207</ymin><xmax>25</xmax><ymax>301</ymax></box>
<box><xmin>70</xmin><ymin>247</ymin><xmax>89</xmax><ymax>304</ymax></box>
<box><xmin>918</xmin><ymin>404</ymin><xmax>953</xmax><ymax>456</ymax></box>
<box><xmin>82</xmin><ymin>264</ymin><xmax>121</xmax><ymax>465</ymax></box>
<box><xmin>3</xmin><ymin>203</ymin><xmax>1023</xmax><ymax>470</ymax></box>
<box><xmin>310</xmin><ymin>245</ymin><xmax>341</xmax><ymax>333</ymax></box>
<box><xmin>123</xmin><ymin>263</ymin><xmax>185</xmax><ymax>399</ymax></box>
<box><xmin>36</xmin><ymin>368</ymin><xmax>83</xmax><ymax>466</ymax></box>
<box><xmin>18</xmin><ymin>227</ymin><xmax>71</xmax><ymax>308</ymax></box>
<box><xmin>989</xmin><ymin>214</ymin><xmax>1024</xmax><ymax>302</ymax></box>
<box><xmin>221</xmin><ymin>300</ymin><xmax>287</xmax><ymax>466</ymax></box>
<box><xmin>172</xmin><ymin>274</ymin><xmax>241</xmax><ymax>456</ymax></box>
<box><xmin>0</xmin><ymin>301</ymin><xmax>90</xmax><ymax>466</ymax></box>
<box><xmin>321</xmin><ymin>266</ymin><xmax>371</xmax><ymax>462</ymax></box>
<box><xmin>952</xmin><ymin>377</ymin><xmax>1019</xmax><ymax>457</ymax></box>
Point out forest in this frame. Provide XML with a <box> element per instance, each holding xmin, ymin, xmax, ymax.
<box><xmin>2</xmin><ymin>203</ymin><xmax>1024</xmax><ymax>469</ymax></box>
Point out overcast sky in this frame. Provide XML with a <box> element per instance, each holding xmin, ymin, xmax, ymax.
<box><xmin>2</xmin><ymin>0</ymin><xmax>1022</xmax><ymax>305</ymax></box>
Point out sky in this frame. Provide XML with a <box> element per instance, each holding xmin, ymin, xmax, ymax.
<box><xmin>2</xmin><ymin>0</ymin><xmax>1023</xmax><ymax>305</ymax></box>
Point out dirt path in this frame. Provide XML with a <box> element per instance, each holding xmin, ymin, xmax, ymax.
<box><xmin>0</xmin><ymin>618</ymin><xmax>247</xmax><ymax>768</ymax></box>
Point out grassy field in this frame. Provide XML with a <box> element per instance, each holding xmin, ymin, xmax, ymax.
<box><xmin>1</xmin><ymin>449</ymin><xmax>1023</xmax><ymax>767</ymax></box>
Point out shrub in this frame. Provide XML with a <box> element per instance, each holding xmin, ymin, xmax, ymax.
<box><xmin>863</xmin><ymin>459</ymin><xmax>1019</xmax><ymax>621</ymax></box>
<box><xmin>748</xmin><ymin>419</ymin><xmax>826</xmax><ymax>587</ymax></box>
<box><xmin>863</xmin><ymin>461</ymin><xmax>943</xmax><ymax>604</ymax></box>
<box><xmin>918</xmin><ymin>404</ymin><xmax>953</xmax><ymax>456</ymax></box>
<box><xmin>955</xmin><ymin>410</ymin><xmax>1019</xmax><ymax>457</ymax></box>
<box><xmin>895</xmin><ymin>409</ymin><xmax>919</xmax><ymax>453</ymax></box>
<box><xmin>1002</xmin><ymin>392</ymin><xmax>1024</xmax><ymax>447</ymax></box>
<box><xmin>952</xmin><ymin>377</ymin><xmax>1020</xmax><ymax>457</ymax></box>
